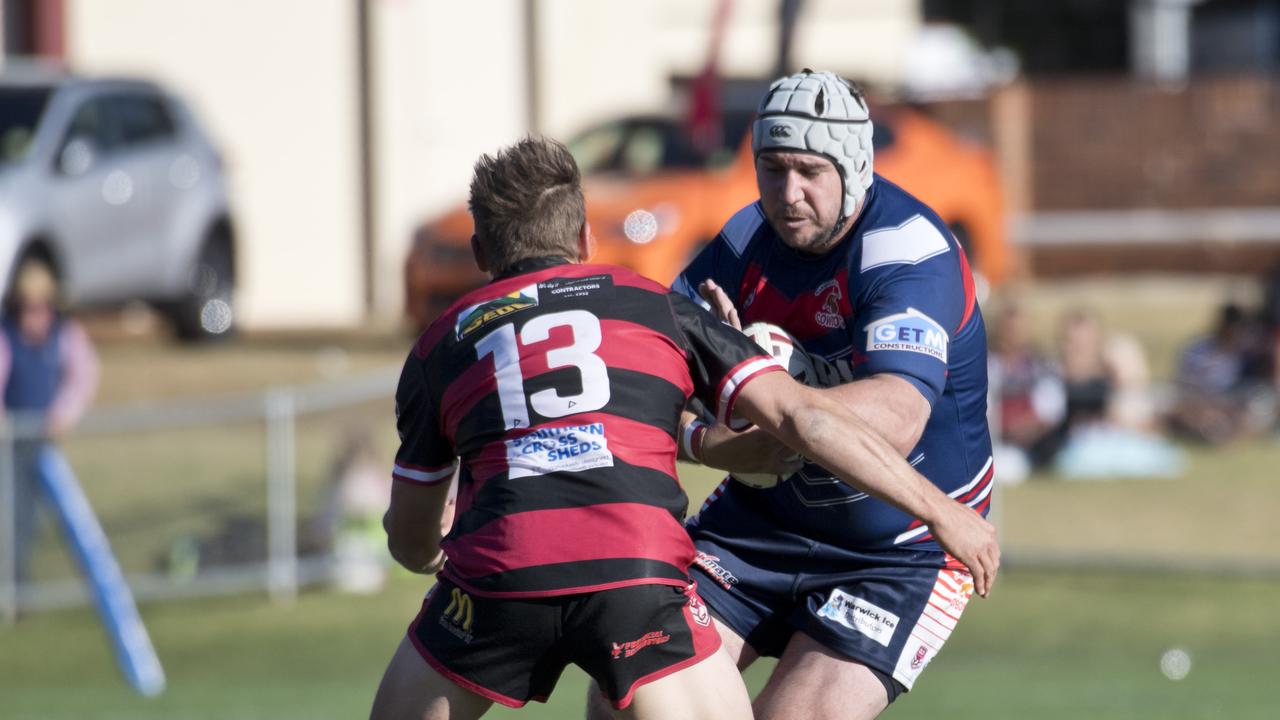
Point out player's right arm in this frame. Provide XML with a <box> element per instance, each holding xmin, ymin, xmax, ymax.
<box><xmin>385</xmin><ymin>354</ymin><xmax>457</xmax><ymax>574</ymax></box>
<box><xmin>733</xmin><ymin>371</ymin><xmax>1000</xmax><ymax>597</ymax></box>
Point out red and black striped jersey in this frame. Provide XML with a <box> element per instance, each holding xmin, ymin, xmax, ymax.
<box><xmin>393</xmin><ymin>257</ymin><xmax>783</xmax><ymax>598</ymax></box>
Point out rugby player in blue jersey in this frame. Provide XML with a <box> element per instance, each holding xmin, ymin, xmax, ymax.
<box><xmin>589</xmin><ymin>69</ymin><xmax>1002</xmax><ymax>720</ymax></box>
<box><xmin>372</xmin><ymin>136</ymin><xmax>997</xmax><ymax>720</ymax></box>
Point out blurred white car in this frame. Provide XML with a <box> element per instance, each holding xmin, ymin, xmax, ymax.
<box><xmin>0</xmin><ymin>66</ymin><xmax>235</xmax><ymax>339</ymax></box>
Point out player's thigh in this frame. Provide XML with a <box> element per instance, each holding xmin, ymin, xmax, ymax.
<box><xmin>584</xmin><ymin>616</ymin><xmax>758</xmax><ymax>720</ymax></box>
<box><xmin>621</xmin><ymin>644</ymin><xmax>753</xmax><ymax>720</ymax></box>
<box><xmin>712</xmin><ymin>612</ymin><xmax>759</xmax><ymax>671</ymax></box>
<box><xmin>754</xmin><ymin>632</ymin><xmax>888</xmax><ymax>720</ymax></box>
<box><xmin>369</xmin><ymin>636</ymin><xmax>492</xmax><ymax>720</ymax></box>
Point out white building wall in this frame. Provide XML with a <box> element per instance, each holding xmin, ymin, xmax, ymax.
<box><xmin>369</xmin><ymin>0</ymin><xmax>527</xmax><ymax>323</ymax></box>
<box><xmin>64</xmin><ymin>0</ymin><xmax>364</xmax><ymax>328</ymax></box>
<box><xmin>61</xmin><ymin>0</ymin><xmax>922</xmax><ymax>325</ymax></box>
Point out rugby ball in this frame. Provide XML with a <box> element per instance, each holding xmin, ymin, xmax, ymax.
<box><xmin>731</xmin><ymin>322</ymin><xmax>813</xmax><ymax>489</ymax></box>
<box><xmin>741</xmin><ymin>322</ymin><xmax>816</xmax><ymax>387</ymax></box>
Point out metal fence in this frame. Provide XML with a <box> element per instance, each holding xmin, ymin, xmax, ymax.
<box><xmin>0</xmin><ymin>364</ymin><xmax>401</xmax><ymax>624</ymax></box>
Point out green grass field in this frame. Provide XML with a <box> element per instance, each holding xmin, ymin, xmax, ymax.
<box><xmin>2</xmin><ymin>569</ymin><xmax>1277</xmax><ymax>719</ymax></box>
<box><xmin>4</xmin><ymin>277</ymin><xmax>1279</xmax><ymax>717</ymax></box>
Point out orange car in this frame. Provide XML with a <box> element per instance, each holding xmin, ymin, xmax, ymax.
<box><xmin>405</xmin><ymin>107</ymin><xmax>1007</xmax><ymax>329</ymax></box>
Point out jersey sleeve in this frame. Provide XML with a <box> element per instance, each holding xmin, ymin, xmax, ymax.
<box><xmin>670</xmin><ymin>204</ymin><xmax>759</xmax><ymax>306</ymax></box>
<box><xmin>391</xmin><ymin>354</ymin><xmax>456</xmax><ymax>486</ymax></box>
<box><xmin>668</xmin><ymin>293</ymin><xmax>785</xmax><ymax>426</ymax></box>
<box><xmin>853</xmin><ymin>229</ymin><xmax>970</xmax><ymax>407</ymax></box>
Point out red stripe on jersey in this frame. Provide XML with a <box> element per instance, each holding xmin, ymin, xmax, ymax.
<box><xmin>955</xmin><ymin>244</ymin><xmax>977</xmax><ymax>333</ymax></box>
<box><xmin>595</xmin><ymin>319</ymin><xmax>693</xmax><ymax>397</ymax></box>
<box><xmin>956</xmin><ymin>465</ymin><xmax>994</xmax><ymax>504</ymax></box>
<box><xmin>442</xmin><ymin>502</ymin><xmax>694</xmax><ymax>579</ymax></box>
<box><xmin>739</xmin><ymin>268</ymin><xmax>853</xmax><ymax>343</ymax></box>
<box><xmin>465</xmin><ymin>413</ymin><xmax>679</xmax><ymax>483</ymax></box>
<box><xmin>440</xmin><ymin>358</ymin><xmax>498</xmax><ymax>444</ymax></box>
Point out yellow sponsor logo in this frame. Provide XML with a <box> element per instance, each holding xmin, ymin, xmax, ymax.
<box><xmin>443</xmin><ymin>587</ymin><xmax>474</xmax><ymax>633</ymax></box>
<box><xmin>456</xmin><ymin>285</ymin><xmax>539</xmax><ymax>339</ymax></box>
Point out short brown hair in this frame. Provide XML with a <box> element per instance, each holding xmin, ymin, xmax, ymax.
<box><xmin>469</xmin><ymin>136</ymin><xmax>586</xmax><ymax>274</ymax></box>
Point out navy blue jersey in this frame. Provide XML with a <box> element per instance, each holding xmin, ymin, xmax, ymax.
<box><xmin>675</xmin><ymin>176</ymin><xmax>993</xmax><ymax>553</ymax></box>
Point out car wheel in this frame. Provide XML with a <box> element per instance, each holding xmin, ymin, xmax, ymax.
<box><xmin>171</xmin><ymin>231</ymin><xmax>235</xmax><ymax>342</ymax></box>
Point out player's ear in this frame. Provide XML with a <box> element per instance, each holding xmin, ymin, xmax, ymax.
<box><xmin>470</xmin><ymin>234</ymin><xmax>490</xmax><ymax>273</ymax></box>
<box><xmin>577</xmin><ymin>221</ymin><xmax>595</xmax><ymax>263</ymax></box>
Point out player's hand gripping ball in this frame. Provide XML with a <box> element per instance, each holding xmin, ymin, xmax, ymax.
<box><xmin>731</xmin><ymin>322</ymin><xmax>815</xmax><ymax>489</ymax></box>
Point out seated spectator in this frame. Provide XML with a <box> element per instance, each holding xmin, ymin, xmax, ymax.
<box><xmin>1170</xmin><ymin>303</ymin><xmax>1277</xmax><ymax>444</ymax></box>
<box><xmin>988</xmin><ymin>301</ymin><xmax>1065</xmax><ymax>480</ymax></box>
<box><xmin>1051</xmin><ymin>307</ymin><xmax>1182</xmax><ymax>479</ymax></box>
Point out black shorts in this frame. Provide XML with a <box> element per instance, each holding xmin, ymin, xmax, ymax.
<box><xmin>407</xmin><ymin>578</ymin><xmax>721</xmax><ymax>709</ymax></box>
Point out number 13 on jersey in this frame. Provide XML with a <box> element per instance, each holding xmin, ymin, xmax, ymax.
<box><xmin>475</xmin><ymin>310</ymin><xmax>611</xmax><ymax>429</ymax></box>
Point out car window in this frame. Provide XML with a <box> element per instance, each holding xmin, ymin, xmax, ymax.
<box><xmin>0</xmin><ymin>86</ymin><xmax>53</xmax><ymax>165</ymax></box>
<box><xmin>619</xmin><ymin>124</ymin><xmax>665</xmax><ymax>175</ymax></box>
<box><xmin>568</xmin><ymin>122</ymin><xmax>626</xmax><ymax>175</ymax></box>
<box><xmin>62</xmin><ymin>97</ymin><xmax>120</xmax><ymax>153</ymax></box>
<box><xmin>108</xmin><ymin>93</ymin><xmax>177</xmax><ymax>147</ymax></box>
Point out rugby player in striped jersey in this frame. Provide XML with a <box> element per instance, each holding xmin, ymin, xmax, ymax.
<box><xmin>370</xmin><ymin>136</ymin><xmax>997</xmax><ymax>720</ymax></box>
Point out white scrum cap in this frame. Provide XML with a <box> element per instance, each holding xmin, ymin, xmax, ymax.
<box><xmin>752</xmin><ymin>69</ymin><xmax>875</xmax><ymax>219</ymax></box>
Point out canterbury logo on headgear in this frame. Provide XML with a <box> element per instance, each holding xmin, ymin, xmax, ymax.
<box><xmin>752</xmin><ymin>69</ymin><xmax>875</xmax><ymax>219</ymax></box>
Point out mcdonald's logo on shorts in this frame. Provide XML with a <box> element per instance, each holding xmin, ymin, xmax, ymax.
<box><xmin>439</xmin><ymin>587</ymin><xmax>475</xmax><ymax>642</ymax></box>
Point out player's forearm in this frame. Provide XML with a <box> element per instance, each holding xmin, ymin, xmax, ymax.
<box><xmin>385</xmin><ymin>517</ymin><xmax>444</xmax><ymax>574</ymax></box>
<box><xmin>385</xmin><ymin>480</ymin><xmax>452</xmax><ymax>574</ymax></box>
<box><xmin>778</xmin><ymin>393</ymin><xmax>949</xmax><ymax>525</ymax></box>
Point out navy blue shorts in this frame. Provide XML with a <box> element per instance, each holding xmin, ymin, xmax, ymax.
<box><xmin>688</xmin><ymin>487</ymin><xmax>975</xmax><ymax>690</ymax></box>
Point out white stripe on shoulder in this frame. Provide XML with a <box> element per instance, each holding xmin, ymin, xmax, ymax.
<box><xmin>720</xmin><ymin>203</ymin><xmax>767</xmax><ymax>258</ymax></box>
<box><xmin>392</xmin><ymin>462</ymin><xmax>454</xmax><ymax>485</ymax></box>
<box><xmin>860</xmin><ymin>214</ymin><xmax>951</xmax><ymax>273</ymax></box>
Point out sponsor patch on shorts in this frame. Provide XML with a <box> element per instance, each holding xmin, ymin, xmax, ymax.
<box><xmin>817</xmin><ymin>589</ymin><xmax>900</xmax><ymax>648</ymax></box>
<box><xmin>505</xmin><ymin>423</ymin><xmax>613</xmax><ymax>479</ymax></box>
<box><xmin>864</xmin><ymin>308</ymin><xmax>948</xmax><ymax>362</ymax></box>
<box><xmin>693</xmin><ymin>550</ymin><xmax>738</xmax><ymax>590</ymax></box>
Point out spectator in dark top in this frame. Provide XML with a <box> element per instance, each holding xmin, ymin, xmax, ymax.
<box><xmin>1171</xmin><ymin>303</ymin><xmax>1277</xmax><ymax>444</ymax></box>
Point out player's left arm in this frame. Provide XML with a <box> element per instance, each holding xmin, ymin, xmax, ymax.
<box><xmin>691</xmin><ymin>277</ymin><xmax>932</xmax><ymax>459</ymax></box>
<box><xmin>385</xmin><ymin>469</ymin><xmax>455</xmax><ymax>574</ymax></box>
<box><xmin>385</xmin><ymin>355</ymin><xmax>457</xmax><ymax>574</ymax></box>
<box><xmin>821</xmin><ymin>375</ymin><xmax>931</xmax><ymax>457</ymax></box>
<box><xmin>830</xmin><ymin>229</ymin><xmax>972</xmax><ymax>455</ymax></box>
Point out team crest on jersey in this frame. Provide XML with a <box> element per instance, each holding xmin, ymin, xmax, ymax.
<box><xmin>813</xmin><ymin>279</ymin><xmax>845</xmax><ymax>329</ymax></box>
<box><xmin>864</xmin><ymin>308</ymin><xmax>948</xmax><ymax>362</ymax></box>
<box><xmin>455</xmin><ymin>284</ymin><xmax>539</xmax><ymax>339</ymax></box>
